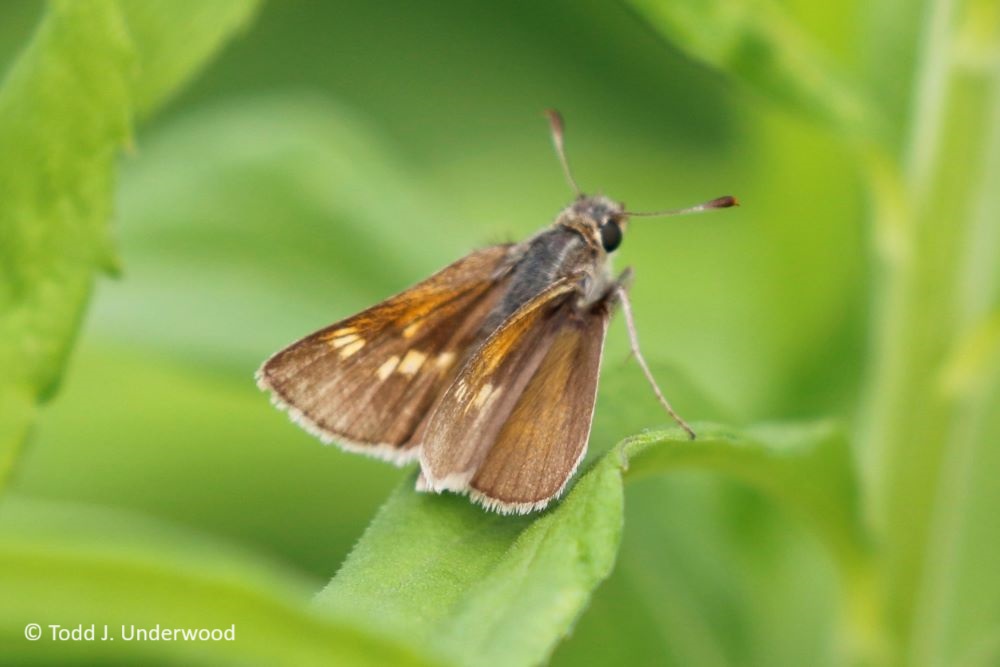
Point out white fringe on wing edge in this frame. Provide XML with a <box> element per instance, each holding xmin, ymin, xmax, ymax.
<box><xmin>254</xmin><ymin>366</ymin><xmax>420</xmax><ymax>467</ymax></box>
<box><xmin>414</xmin><ymin>439</ymin><xmax>588</xmax><ymax>516</ymax></box>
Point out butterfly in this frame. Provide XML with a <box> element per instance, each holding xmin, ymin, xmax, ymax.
<box><xmin>257</xmin><ymin>111</ymin><xmax>736</xmax><ymax>514</ymax></box>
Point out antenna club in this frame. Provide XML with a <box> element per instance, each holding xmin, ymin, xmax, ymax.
<box><xmin>710</xmin><ymin>195</ymin><xmax>739</xmax><ymax>208</ymax></box>
<box><xmin>544</xmin><ymin>109</ymin><xmax>565</xmax><ymax>136</ymax></box>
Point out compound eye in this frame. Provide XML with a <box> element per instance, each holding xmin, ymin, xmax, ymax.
<box><xmin>599</xmin><ymin>220</ymin><xmax>622</xmax><ymax>252</ymax></box>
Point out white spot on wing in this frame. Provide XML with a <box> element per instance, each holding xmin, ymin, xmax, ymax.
<box><xmin>403</xmin><ymin>322</ymin><xmax>422</xmax><ymax>338</ymax></box>
<box><xmin>339</xmin><ymin>338</ymin><xmax>366</xmax><ymax>358</ymax></box>
<box><xmin>330</xmin><ymin>333</ymin><xmax>360</xmax><ymax>348</ymax></box>
<box><xmin>376</xmin><ymin>355</ymin><xmax>400</xmax><ymax>380</ymax></box>
<box><xmin>473</xmin><ymin>384</ymin><xmax>493</xmax><ymax>408</ymax></box>
<box><xmin>473</xmin><ymin>383</ymin><xmax>502</xmax><ymax>409</ymax></box>
<box><xmin>436</xmin><ymin>351</ymin><xmax>456</xmax><ymax>370</ymax></box>
<box><xmin>398</xmin><ymin>350</ymin><xmax>426</xmax><ymax>376</ymax></box>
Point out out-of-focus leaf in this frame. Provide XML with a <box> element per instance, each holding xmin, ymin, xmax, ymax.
<box><xmin>941</xmin><ymin>311</ymin><xmax>1000</xmax><ymax>398</ymax></box>
<box><xmin>0</xmin><ymin>0</ymin><xmax>259</xmax><ymax>488</ymax></box>
<box><xmin>0</xmin><ymin>497</ymin><xmax>436</xmax><ymax>667</ymax></box>
<box><xmin>0</xmin><ymin>0</ymin><xmax>130</xmax><ymax>486</ymax></box>
<box><xmin>618</xmin><ymin>422</ymin><xmax>879</xmax><ymax>663</ymax></box>
<box><xmin>92</xmin><ymin>95</ymin><xmax>443</xmax><ymax>371</ymax></box>
<box><xmin>860</xmin><ymin>0</ymin><xmax>927</xmax><ymax>151</ymax></box>
<box><xmin>626</xmin><ymin>0</ymin><xmax>877</xmax><ymax>141</ymax></box>
<box><xmin>0</xmin><ymin>3</ymin><xmax>41</xmax><ymax>70</ymax></box>
<box><xmin>555</xmin><ymin>463</ymin><xmax>843</xmax><ymax>667</ymax></box>
<box><xmin>316</xmin><ymin>421</ymin><xmax>865</xmax><ymax>665</ymax></box>
<box><xmin>12</xmin><ymin>343</ymin><xmax>402</xmax><ymax>579</ymax></box>
<box><xmin>118</xmin><ymin>0</ymin><xmax>258</xmax><ymax>118</ymax></box>
<box><xmin>622</xmin><ymin>422</ymin><xmax>868</xmax><ymax>575</ymax></box>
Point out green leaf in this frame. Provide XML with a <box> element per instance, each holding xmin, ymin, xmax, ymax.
<box><xmin>0</xmin><ymin>0</ymin><xmax>259</xmax><ymax>489</ymax></box>
<box><xmin>315</xmin><ymin>459</ymin><xmax>625</xmax><ymax>667</ymax></box>
<box><xmin>90</xmin><ymin>95</ymin><xmax>442</xmax><ymax>370</ymax></box>
<box><xmin>621</xmin><ymin>423</ymin><xmax>879</xmax><ymax>663</ymax></box>
<box><xmin>553</xmin><ymin>484</ymin><xmax>843</xmax><ymax>667</ymax></box>
<box><xmin>0</xmin><ymin>497</ymin><xmax>436</xmax><ymax>667</ymax></box>
<box><xmin>117</xmin><ymin>0</ymin><xmax>259</xmax><ymax>118</ymax></box>
<box><xmin>315</xmin><ymin>421</ymin><xmax>868</xmax><ymax>666</ymax></box>
<box><xmin>621</xmin><ymin>422</ymin><xmax>868</xmax><ymax>573</ymax></box>
<box><xmin>625</xmin><ymin>0</ymin><xmax>877</xmax><ymax>141</ymax></box>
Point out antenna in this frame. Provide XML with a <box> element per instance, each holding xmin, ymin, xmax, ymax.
<box><xmin>626</xmin><ymin>195</ymin><xmax>739</xmax><ymax>218</ymax></box>
<box><xmin>545</xmin><ymin>109</ymin><xmax>582</xmax><ymax>196</ymax></box>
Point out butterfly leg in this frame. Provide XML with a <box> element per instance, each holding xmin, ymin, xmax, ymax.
<box><xmin>612</xmin><ymin>276</ymin><xmax>697</xmax><ymax>440</ymax></box>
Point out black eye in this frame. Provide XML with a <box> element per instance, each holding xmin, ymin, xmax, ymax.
<box><xmin>599</xmin><ymin>221</ymin><xmax>622</xmax><ymax>252</ymax></box>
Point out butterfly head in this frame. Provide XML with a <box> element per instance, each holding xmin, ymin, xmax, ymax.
<box><xmin>556</xmin><ymin>195</ymin><xmax>627</xmax><ymax>254</ymax></box>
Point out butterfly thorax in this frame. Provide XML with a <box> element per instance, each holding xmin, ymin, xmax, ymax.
<box><xmin>480</xmin><ymin>195</ymin><xmax>625</xmax><ymax>336</ymax></box>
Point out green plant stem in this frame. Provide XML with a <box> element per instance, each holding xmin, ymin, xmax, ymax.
<box><xmin>860</xmin><ymin>0</ymin><xmax>1000</xmax><ymax>662</ymax></box>
<box><xmin>908</xmin><ymin>28</ymin><xmax>1000</xmax><ymax>665</ymax></box>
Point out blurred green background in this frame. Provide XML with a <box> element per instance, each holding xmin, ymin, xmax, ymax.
<box><xmin>2</xmin><ymin>0</ymin><xmax>997</xmax><ymax>665</ymax></box>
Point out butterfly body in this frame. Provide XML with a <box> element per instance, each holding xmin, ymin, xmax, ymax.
<box><xmin>258</xmin><ymin>195</ymin><xmax>630</xmax><ymax>514</ymax></box>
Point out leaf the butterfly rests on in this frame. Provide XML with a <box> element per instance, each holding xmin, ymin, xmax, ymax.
<box><xmin>257</xmin><ymin>244</ymin><xmax>516</xmax><ymax>464</ymax></box>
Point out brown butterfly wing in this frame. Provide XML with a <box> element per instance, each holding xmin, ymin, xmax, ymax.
<box><xmin>469</xmin><ymin>308</ymin><xmax>609</xmax><ymax>512</ymax></box>
<box><xmin>419</xmin><ymin>277</ymin><xmax>611</xmax><ymax>512</ymax></box>
<box><xmin>257</xmin><ymin>245</ymin><xmax>515</xmax><ymax>463</ymax></box>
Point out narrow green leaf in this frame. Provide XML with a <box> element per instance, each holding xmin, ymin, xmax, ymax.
<box><xmin>625</xmin><ymin>0</ymin><xmax>877</xmax><ymax>141</ymax></box>
<box><xmin>0</xmin><ymin>0</ymin><xmax>132</xmax><ymax>485</ymax></box>
<box><xmin>0</xmin><ymin>0</ymin><xmax>259</xmax><ymax>489</ymax></box>
<box><xmin>0</xmin><ymin>498</ymin><xmax>436</xmax><ymax>667</ymax></box>
<box><xmin>315</xmin><ymin>460</ymin><xmax>625</xmax><ymax>667</ymax></box>
<box><xmin>432</xmin><ymin>458</ymin><xmax>623</xmax><ymax>665</ymax></box>
<box><xmin>316</xmin><ymin>420</ymin><xmax>868</xmax><ymax>666</ymax></box>
<box><xmin>117</xmin><ymin>0</ymin><xmax>259</xmax><ymax>118</ymax></box>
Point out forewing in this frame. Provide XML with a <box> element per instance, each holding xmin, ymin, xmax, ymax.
<box><xmin>257</xmin><ymin>245</ymin><xmax>515</xmax><ymax>463</ymax></box>
<box><xmin>420</xmin><ymin>278</ymin><xmax>611</xmax><ymax>513</ymax></box>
